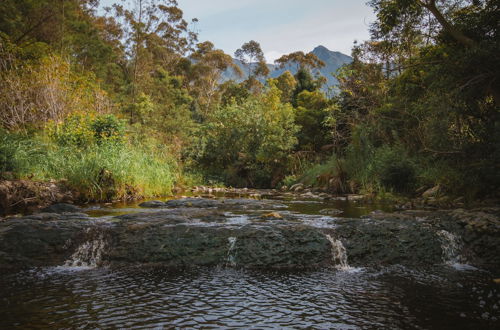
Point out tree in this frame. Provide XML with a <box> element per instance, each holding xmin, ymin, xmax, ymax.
<box><xmin>111</xmin><ymin>0</ymin><xmax>198</xmax><ymax>116</ymax></box>
<box><xmin>273</xmin><ymin>71</ymin><xmax>297</xmax><ymax>104</ymax></box>
<box><xmin>234</xmin><ymin>40</ymin><xmax>270</xmax><ymax>80</ymax></box>
<box><xmin>275</xmin><ymin>51</ymin><xmax>325</xmax><ymax>71</ymax></box>
<box><xmin>188</xmin><ymin>41</ymin><xmax>241</xmax><ymax>113</ymax></box>
<box><xmin>192</xmin><ymin>83</ymin><xmax>298</xmax><ymax>187</ymax></box>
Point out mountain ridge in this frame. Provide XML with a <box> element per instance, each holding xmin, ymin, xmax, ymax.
<box><xmin>222</xmin><ymin>45</ymin><xmax>353</xmax><ymax>91</ymax></box>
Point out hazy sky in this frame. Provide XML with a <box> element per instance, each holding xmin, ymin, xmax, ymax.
<box><xmin>101</xmin><ymin>0</ymin><xmax>376</xmax><ymax>62</ymax></box>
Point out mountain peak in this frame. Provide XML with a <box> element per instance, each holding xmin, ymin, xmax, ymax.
<box><xmin>312</xmin><ymin>45</ymin><xmax>330</xmax><ymax>53</ymax></box>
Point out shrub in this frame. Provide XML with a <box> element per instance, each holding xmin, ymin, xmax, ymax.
<box><xmin>90</xmin><ymin>114</ymin><xmax>126</xmax><ymax>145</ymax></box>
<box><xmin>191</xmin><ymin>83</ymin><xmax>299</xmax><ymax>187</ymax></box>
<box><xmin>49</xmin><ymin>113</ymin><xmax>125</xmax><ymax>148</ymax></box>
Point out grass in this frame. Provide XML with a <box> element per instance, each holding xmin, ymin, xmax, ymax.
<box><xmin>0</xmin><ymin>130</ymin><xmax>180</xmax><ymax>201</ymax></box>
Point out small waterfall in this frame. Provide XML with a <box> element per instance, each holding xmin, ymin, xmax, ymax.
<box><xmin>64</xmin><ymin>233</ymin><xmax>106</xmax><ymax>268</ymax></box>
<box><xmin>437</xmin><ymin>230</ymin><xmax>470</xmax><ymax>269</ymax></box>
<box><xmin>226</xmin><ymin>237</ymin><xmax>237</xmax><ymax>267</ymax></box>
<box><xmin>325</xmin><ymin>234</ymin><xmax>352</xmax><ymax>271</ymax></box>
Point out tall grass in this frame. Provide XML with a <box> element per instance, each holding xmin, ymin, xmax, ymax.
<box><xmin>0</xmin><ymin>131</ymin><xmax>179</xmax><ymax>201</ymax></box>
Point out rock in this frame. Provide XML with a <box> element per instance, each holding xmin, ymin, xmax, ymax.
<box><xmin>346</xmin><ymin>194</ymin><xmax>365</xmax><ymax>201</ymax></box>
<box><xmin>138</xmin><ymin>201</ymin><xmax>166</xmax><ymax>208</ymax></box>
<box><xmin>422</xmin><ymin>185</ymin><xmax>440</xmax><ymax>198</ymax></box>
<box><xmin>41</xmin><ymin>203</ymin><xmax>80</xmax><ymax>214</ymax></box>
<box><xmin>319</xmin><ymin>209</ymin><xmax>343</xmax><ymax>216</ymax></box>
<box><xmin>290</xmin><ymin>183</ymin><xmax>304</xmax><ymax>192</ymax></box>
<box><xmin>301</xmin><ymin>192</ymin><xmax>318</xmax><ymax>198</ymax></box>
<box><xmin>1</xmin><ymin>205</ymin><xmax>499</xmax><ymax>272</ymax></box>
<box><xmin>262</xmin><ymin>212</ymin><xmax>282</xmax><ymax>219</ymax></box>
<box><xmin>165</xmin><ymin>198</ymin><xmax>287</xmax><ymax>210</ymax></box>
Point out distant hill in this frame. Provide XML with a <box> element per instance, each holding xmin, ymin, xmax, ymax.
<box><xmin>222</xmin><ymin>45</ymin><xmax>352</xmax><ymax>92</ymax></box>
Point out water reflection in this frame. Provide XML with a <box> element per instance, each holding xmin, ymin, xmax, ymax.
<box><xmin>1</xmin><ymin>266</ymin><xmax>498</xmax><ymax>329</ymax></box>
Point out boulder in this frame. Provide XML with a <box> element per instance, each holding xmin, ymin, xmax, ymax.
<box><xmin>41</xmin><ymin>203</ymin><xmax>80</xmax><ymax>214</ymax></box>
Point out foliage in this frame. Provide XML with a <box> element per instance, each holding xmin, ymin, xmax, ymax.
<box><xmin>191</xmin><ymin>84</ymin><xmax>299</xmax><ymax>187</ymax></box>
<box><xmin>48</xmin><ymin>113</ymin><xmax>125</xmax><ymax>148</ymax></box>
<box><xmin>0</xmin><ymin>54</ymin><xmax>111</xmax><ymax>130</ymax></box>
<box><xmin>1</xmin><ymin>0</ymin><xmax>498</xmax><ymax>202</ymax></box>
<box><xmin>0</xmin><ymin>130</ymin><xmax>177</xmax><ymax>201</ymax></box>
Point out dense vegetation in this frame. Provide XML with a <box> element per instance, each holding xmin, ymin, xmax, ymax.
<box><xmin>0</xmin><ymin>0</ymin><xmax>498</xmax><ymax>202</ymax></box>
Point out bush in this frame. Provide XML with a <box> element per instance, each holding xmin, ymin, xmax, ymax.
<box><xmin>90</xmin><ymin>114</ymin><xmax>126</xmax><ymax>145</ymax></box>
<box><xmin>191</xmin><ymin>83</ymin><xmax>299</xmax><ymax>187</ymax></box>
<box><xmin>49</xmin><ymin>113</ymin><xmax>125</xmax><ymax>147</ymax></box>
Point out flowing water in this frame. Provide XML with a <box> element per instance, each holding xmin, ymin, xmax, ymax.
<box><xmin>1</xmin><ymin>266</ymin><xmax>498</xmax><ymax>329</ymax></box>
<box><xmin>1</xmin><ymin>192</ymin><xmax>499</xmax><ymax>329</ymax></box>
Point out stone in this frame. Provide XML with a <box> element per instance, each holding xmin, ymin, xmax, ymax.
<box><xmin>422</xmin><ymin>185</ymin><xmax>440</xmax><ymax>198</ymax></box>
<box><xmin>262</xmin><ymin>212</ymin><xmax>282</xmax><ymax>219</ymax></box>
<box><xmin>1</xmin><ymin>204</ymin><xmax>499</xmax><ymax>273</ymax></box>
<box><xmin>319</xmin><ymin>209</ymin><xmax>343</xmax><ymax>216</ymax></box>
<box><xmin>138</xmin><ymin>201</ymin><xmax>166</xmax><ymax>208</ymax></box>
<box><xmin>41</xmin><ymin>203</ymin><xmax>80</xmax><ymax>214</ymax></box>
<box><xmin>290</xmin><ymin>183</ymin><xmax>304</xmax><ymax>192</ymax></box>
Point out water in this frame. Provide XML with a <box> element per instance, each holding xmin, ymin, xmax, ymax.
<box><xmin>226</xmin><ymin>237</ymin><xmax>238</xmax><ymax>267</ymax></box>
<box><xmin>63</xmin><ymin>232</ymin><xmax>107</xmax><ymax>268</ymax></box>
<box><xmin>85</xmin><ymin>189</ymin><xmax>393</xmax><ymax>219</ymax></box>
<box><xmin>1</xmin><ymin>266</ymin><xmax>498</xmax><ymax>329</ymax></box>
<box><xmin>325</xmin><ymin>234</ymin><xmax>350</xmax><ymax>270</ymax></box>
<box><xmin>1</xmin><ymin>193</ymin><xmax>499</xmax><ymax>328</ymax></box>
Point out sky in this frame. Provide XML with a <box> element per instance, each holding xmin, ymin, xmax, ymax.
<box><xmin>100</xmin><ymin>0</ymin><xmax>376</xmax><ymax>63</ymax></box>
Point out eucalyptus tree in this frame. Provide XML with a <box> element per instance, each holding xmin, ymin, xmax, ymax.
<box><xmin>235</xmin><ymin>40</ymin><xmax>270</xmax><ymax>93</ymax></box>
<box><xmin>189</xmin><ymin>41</ymin><xmax>242</xmax><ymax>114</ymax></box>
<box><xmin>110</xmin><ymin>0</ymin><xmax>198</xmax><ymax>108</ymax></box>
<box><xmin>274</xmin><ymin>51</ymin><xmax>325</xmax><ymax>72</ymax></box>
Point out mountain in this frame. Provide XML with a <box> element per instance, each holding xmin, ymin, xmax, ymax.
<box><xmin>221</xmin><ymin>45</ymin><xmax>352</xmax><ymax>91</ymax></box>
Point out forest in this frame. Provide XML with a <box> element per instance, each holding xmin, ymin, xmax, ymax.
<box><xmin>0</xmin><ymin>0</ymin><xmax>498</xmax><ymax>204</ymax></box>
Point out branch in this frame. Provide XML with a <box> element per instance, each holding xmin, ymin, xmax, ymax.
<box><xmin>14</xmin><ymin>13</ymin><xmax>54</xmax><ymax>44</ymax></box>
<box><xmin>416</xmin><ymin>0</ymin><xmax>476</xmax><ymax>47</ymax></box>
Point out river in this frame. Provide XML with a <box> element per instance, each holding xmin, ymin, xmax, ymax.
<box><xmin>0</xmin><ymin>191</ymin><xmax>499</xmax><ymax>329</ymax></box>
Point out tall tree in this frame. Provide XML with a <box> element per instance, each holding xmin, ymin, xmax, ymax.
<box><xmin>188</xmin><ymin>41</ymin><xmax>241</xmax><ymax>113</ymax></box>
<box><xmin>275</xmin><ymin>51</ymin><xmax>325</xmax><ymax>71</ymax></box>
<box><xmin>234</xmin><ymin>40</ymin><xmax>269</xmax><ymax>80</ymax></box>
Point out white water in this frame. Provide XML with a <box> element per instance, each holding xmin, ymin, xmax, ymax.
<box><xmin>437</xmin><ymin>230</ymin><xmax>475</xmax><ymax>270</ymax></box>
<box><xmin>325</xmin><ymin>234</ymin><xmax>360</xmax><ymax>272</ymax></box>
<box><xmin>63</xmin><ymin>233</ymin><xmax>107</xmax><ymax>269</ymax></box>
<box><xmin>226</xmin><ymin>237</ymin><xmax>238</xmax><ymax>267</ymax></box>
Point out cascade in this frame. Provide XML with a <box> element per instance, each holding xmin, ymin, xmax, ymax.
<box><xmin>226</xmin><ymin>237</ymin><xmax>238</xmax><ymax>267</ymax></box>
<box><xmin>436</xmin><ymin>230</ymin><xmax>476</xmax><ymax>270</ymax></box>
<box><xmin>64</xmin><ymin>233</ymin><xmax>107</xmax><ymax>268</ymax></box>
<box><xmin>325</xmin><ymin>234</ymin><xmax>351</xmax><ymax>270</ymax></box>
<box><xmin>437</xmin><ymin>230</ymin><xmax>463</xmax><ymax>265</ymax></box>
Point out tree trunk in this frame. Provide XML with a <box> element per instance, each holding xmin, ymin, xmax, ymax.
<box><xmin>419</xmin><ymin>0</ymin><xmax>476</xmax><ymax>48</ymax></box>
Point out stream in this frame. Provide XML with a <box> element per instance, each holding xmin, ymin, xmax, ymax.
<box><xmin>0</xmin><ymin>191</ymin><xmax>499</xmax><ymax>329</ymax></box>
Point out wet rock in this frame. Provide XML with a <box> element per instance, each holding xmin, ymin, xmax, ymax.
<box><xmin>165</xmin><ymin>198</ymin><xmax>287</xmax><ymax>210</ymax></box>
<box><xmin>1</xmin><ymin>205</ymin><xmax>499</xmax><ymax>272</ymax></box>
<box><xmin>41</xmin><ymin>203</ymin><xmax>80</xmax><ymax>214</ymax></box>
<box><xmin>138</xmin><ymin>201</ymin><xmax>166</xmax><ymax>208</ymax></box>
<box><xmin>319</xmin><ymin>209</ymin><xmax>343</xmax><ymax>216</ymax></box>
